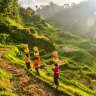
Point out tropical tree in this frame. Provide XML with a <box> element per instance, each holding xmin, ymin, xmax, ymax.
<box><xmin>0</xmin><ymin>0</ymin><xmax>14</xmax><ymax>14</ymax></box>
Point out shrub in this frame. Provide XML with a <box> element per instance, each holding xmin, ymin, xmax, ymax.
<box><xmin>0</xmin><ymin>34</ymin><xmax>11</xmax><ymax>44</ymax></box>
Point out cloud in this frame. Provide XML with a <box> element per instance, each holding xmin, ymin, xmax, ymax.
<box><xmin>18</xmin><ymin>0</ymin><xmax>85</xmax><ymax>10</ymax></box>
<box><xmin>18</xmin><ymin>0</ymin><xmax>53</xmax><ymax>9</ymax></box>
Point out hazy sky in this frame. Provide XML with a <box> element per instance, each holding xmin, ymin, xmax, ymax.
<box><xmin>18</xmin><ymin>0</ymin><xmax>86</xmax><ymax>10</ymax></box>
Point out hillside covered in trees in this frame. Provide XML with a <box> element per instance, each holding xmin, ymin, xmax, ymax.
<box><xmin>1</xmin><ymin>0</ymin><xmax>96</xmax><ymax>96</ymax></box>
<box><xmin>37</xmin><ymin>0</ymin><xmax>96</xmax><ymax>43</ymax></box>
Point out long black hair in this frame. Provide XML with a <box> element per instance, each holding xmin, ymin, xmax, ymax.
<box><xmin>54</xmin><ymin>62</ymin><xmax>58</xmax><ymax>67</ymax></box>
<box><xmin>26</xmin><ymin>54</ymin><xmax>29</xmax><ymax>57</ymax></box>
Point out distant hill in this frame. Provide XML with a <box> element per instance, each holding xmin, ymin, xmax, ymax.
<box><xmin>37</xmin><ymin>0</ymin><xmax>96</xmax><ymax>43</ymax></box>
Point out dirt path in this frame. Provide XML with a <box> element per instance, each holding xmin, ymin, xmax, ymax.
<box><xmin>59</xmin><ymin>44</ymin><xmax>78</xmax><ymax>51</ymax></box>
<box><xmin>0</xmin><ymin>48</ymin><xmax>63</xmax><ymax>96</ymax></box>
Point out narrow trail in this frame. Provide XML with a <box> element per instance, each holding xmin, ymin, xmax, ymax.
<box><xmin>59</xmin><ymin>44</ymin><xmax>78</xmax><ymax>51</ymax></box>
<box><xmin>0</xmin><ymin>48</ymin><xmax>64</xmax><ymax>96</ymax></box>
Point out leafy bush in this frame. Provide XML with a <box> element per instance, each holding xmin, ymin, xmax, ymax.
<box><xmin>0</xmin><ymin>34</ymin><xmax>11</xmax><ymax>44</ymax></box>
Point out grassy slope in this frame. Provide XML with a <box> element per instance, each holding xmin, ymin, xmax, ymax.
<box><xmin>1</xmin><ymin>12</ymin><xmax>96</xmax><ymax>95</ymax></box>
<box><xmin>0</xmin><ymin>45</ymin><xmax>18</xmax><ymax>96</ymax></box>
<box><xmin>20</xmin><ymin>13</ymin><xmax>96</xmax><ymax>95</ymax></box>
<box><xmin>0</xmin><ymin>15</ymin><xmax>55</xmax><ymax>52</ymax></box>
<box><xmin>2</xmin><ymin>45</ymin><xmax>95</xmax><ymax>96</ymax></box>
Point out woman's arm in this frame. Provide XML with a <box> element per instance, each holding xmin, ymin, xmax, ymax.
<box><xmin>52</xmin><ymin>68</ymin><xmax>55</xmax><ymax>72</ymax></box>
<box><xmin>25</xmin><ymin>57</ymin><xmax>26</xmax><ymax>63</ymax></box>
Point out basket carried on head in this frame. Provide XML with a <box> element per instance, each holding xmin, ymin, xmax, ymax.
<box><xmin>53</xmin><ymin>51</ymin><xmax>59</xmax><ymax>63</ymax></box>
<box><xmin>53</xmin><ymin>51</ymin><xmax>58</xmax><ymax>58</ymax></box>
<box><xmin>24</xmin><ymin>44</ymin><xmax>29</xmax><ymax>54</ymax></box>
<box><xmin>33</xmin><ymin>46</ymin><xmax>39</xmax><ymax>56</ymax></box>
<box><xmin>25</xmin><ymin>44</ymin><xmax>28</xmax><ymax>49</ymax></box>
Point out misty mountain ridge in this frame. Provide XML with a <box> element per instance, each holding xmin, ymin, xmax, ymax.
<box><xmin>37</xmin><ymin>0</ymin><xmax>96</xmax><ymax>43</ymax></box>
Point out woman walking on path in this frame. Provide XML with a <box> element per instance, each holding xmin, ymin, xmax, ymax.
<box><xmin>25</xmin><ymin>54</ymin><xmax>31</xmax><ymax>70</ymax></box>
<box><xmin>24</xmin><ymin>44</ymin><xmax>30</xmax><ymax>56</ymax></box>
<box><xmin>33</xmin><ymin>46</ymin><xmax>39</xmax><ymax>57</ymax></box>
<box><xmin>34</xmin><ymin>56</ymin><xmax>40</xmax><ymax>76</ymax></box>
<box><xmin>53</xmin><ymin>51</ymin><xmax>59</xmax><ymax>63</ymax></box>
<box><xmin>52</xmin><ymin>63</ymin><xmax>59</xmax><ymax>87</ymax></box>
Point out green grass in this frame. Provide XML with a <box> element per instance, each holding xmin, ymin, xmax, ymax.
<box><xmin>0</xmin><ymin>91</ymin><xmax>18</xmax><ymax>96</ymax></box>
<box><xmin>2</xmin><ymin>45</ymin><xmax>96</xmax><ymax>96</ymax></box>
<box><xmin>0</xmin><ymin>68</ymin><xmax>12</xmax><ymax>92</ymax></box>
<box><xmin>0</xmin><ymin>66</ymin><xmax>19</xmax><ymax>96</ymax></box>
